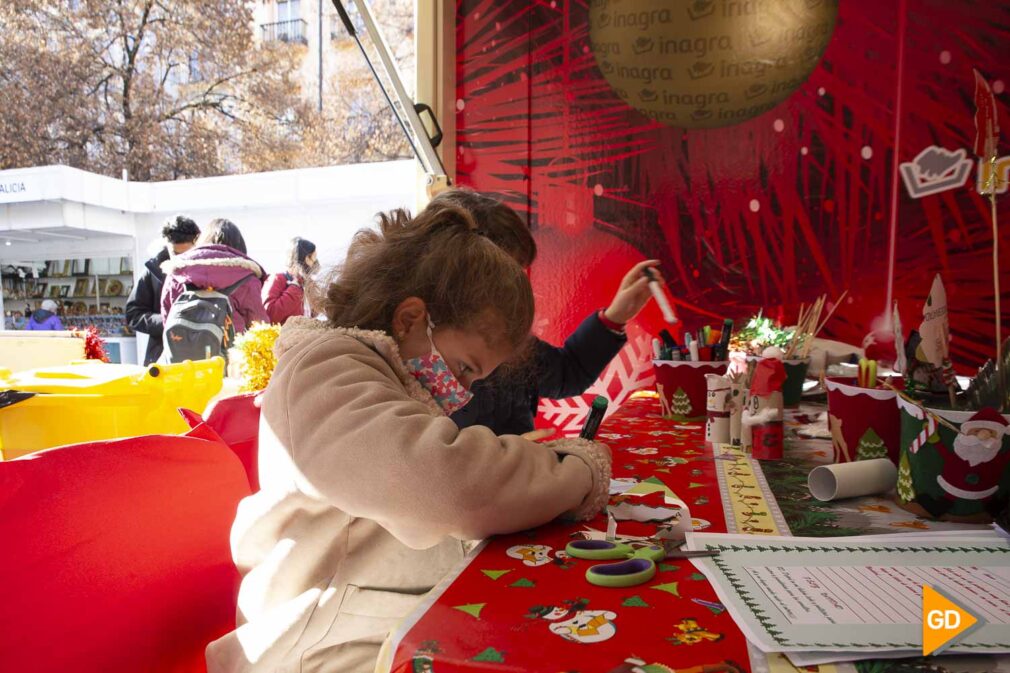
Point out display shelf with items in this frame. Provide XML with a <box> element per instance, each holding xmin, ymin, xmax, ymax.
<box><xmin>2</xmin><ymin>256</ymin><xmax>136</xmax><ymax>337</ymax></box>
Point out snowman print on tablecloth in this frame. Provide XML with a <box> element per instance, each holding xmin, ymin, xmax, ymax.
<box><xmin>506</xmin><ymin>544</ymin><xmax>553</xmax><ymax>566</ymax></box>
<box><xmin>506</xmin><ymin>544</ymin><xmax>573</xmax><ymax>569</ymax></box>
<box><xmin>526</xmin><ymin>599</ymin><xmax>618</xmax><ymax>644</ymax></box>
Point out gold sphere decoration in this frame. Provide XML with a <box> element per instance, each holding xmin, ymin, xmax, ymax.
<box><xmin>589</xmin><ymin>0</ymin><xmax>839</xmax><ymax>129</ymax></box>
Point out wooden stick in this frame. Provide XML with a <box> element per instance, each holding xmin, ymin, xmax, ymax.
<box><xmin>785</xmin><ymin>304</ymin><xmax>807</xmax><ymax>360</ymax></box>
<box><xmin>794</xmin><ymin>300</ymin><xmax>817</xmax><ymax>359</ymax></box>
<box><xmin>812</xmin><ymin>290</ymin><xmax>848</xmax><ymax>340</ymax></box>
<box><xmin>801</xmin><ymin>295</ymin><xmax>828</xmax><ymax>358</ymax></box>
<box><xmin>940</xmin><ymin>323</ymin><xmax>958</xmax><ymax>410</ymax></box>
<box><xmin>882</xmin><ymin>382</ymin><xmax>961</xmax><ymax>433</ymax></box>
<box><xmin>991</xmin><ymin>156</ymin><xmax>1003</xmax><ymax>404</ymax></box>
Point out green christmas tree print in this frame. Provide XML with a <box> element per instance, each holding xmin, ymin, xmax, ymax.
<box><xmin>896</xmin><ymin>450</ymin><xmax>914</xmax><ymax>503</ymax></box>
<box><xmin>453</xmin><ymin>603</ymin><xmax>486</xmax><ymax>619</ymax></box>
<box><xmin>622</xmin><ymin>595</ymin><xmax>649</xmax><ymax>607</ymax></box>
<box><xmin>651</xmin><ymin>582</ymin><xmax>680</xmax><ymax>597</ymax></box>
<box><xmin>672</xmin><ymin>387</ymin><xmax>692</xmax><ymax>418</ymax></box>
<box><xmin>855</xmin><ymin>427</ymin><xmax>888</xmax><ymax>461</ymax></box>
<box><xmin>472</xmin><ymin>647</ymin><xmax>505</xmax><ymax>663</ymax></box>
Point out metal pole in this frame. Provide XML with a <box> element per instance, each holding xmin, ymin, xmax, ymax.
<box><xmin>332</xmin><ymin>0</ymin><xmax>448</xmax><ymax>179</ymax></box>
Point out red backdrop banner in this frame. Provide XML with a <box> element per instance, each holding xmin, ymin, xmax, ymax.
<box><xmin>454</xmin><ymin>0</ymin><xmax>1010</xmax><ymax>430</ymax></box>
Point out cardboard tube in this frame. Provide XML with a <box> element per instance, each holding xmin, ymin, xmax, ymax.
<box><xmin>808</xmin><ymin>459</ymin><xmax>898</xmax><ymax>501</ymax></box>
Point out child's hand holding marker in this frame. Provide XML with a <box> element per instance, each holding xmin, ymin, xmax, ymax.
<box><xmin>603</xmin><ymin>260</ymin><xmax>677</xmax><ymax>325</ymax></box>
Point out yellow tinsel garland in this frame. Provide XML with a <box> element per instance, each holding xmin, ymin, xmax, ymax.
<box><xmin>233</xmin><ymin>322</ymin><xmax>282</xmax><ymax>392</ymax></box>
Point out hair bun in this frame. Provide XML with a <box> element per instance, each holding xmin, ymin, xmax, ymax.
<box><xmin>429</xmin><ymin>201</ymin><xmax>478</xmax><ymax>233</ymax></box>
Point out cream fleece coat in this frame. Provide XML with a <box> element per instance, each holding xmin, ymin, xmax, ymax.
<box><xmin>206</xmin><ymin>319</ymin><xmax>610</xmax><ymax>673</ymax></box>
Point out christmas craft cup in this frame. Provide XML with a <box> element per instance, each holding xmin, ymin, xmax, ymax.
<box><xmin>895</xmin><ymin>396</ymin><xmax>1010</xmax><ymax>523</ymax></box>
<box><xmin>750</xmin><ymin>421</ymin><xmax>784</xmax><ymax>460</ymax></box>
<box><xmin>824</xmin><ymin>376</ymin><xmax>901</xmax><ymax>465</ymax></box>
<box><xmin>781</xmin><ymin>359</ymin><xmax>811</xmax><ymax>407</ymax></box>
<box><xmin>653</xmin><ymin>360</ymin><xmax>728</xmax><ymax>422</ymax></box>
<box><xmin>746</xmin><ymin>356</ymin><xmax>809</xmax><ymax>407</ymax></box>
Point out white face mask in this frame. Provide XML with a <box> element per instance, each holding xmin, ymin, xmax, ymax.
<box><xmin>403</xmin><ymin>317</ymin><xmax>474</xmax><ymax>415</ymax></box>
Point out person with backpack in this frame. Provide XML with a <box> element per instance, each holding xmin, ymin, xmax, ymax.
<box><xmin>159</xmin><ymin>218</ymin><xmax>269</xmax><ymax>362</ymax></box>
<box><xmin>262</xmin><ymin>237</ymin><xmax>319</xmax><ymax>325</ymax></box>
<box><xmin>126</xmin><ymin>215</ymin><xmax>201</xmax><ymax>364</ymax></box>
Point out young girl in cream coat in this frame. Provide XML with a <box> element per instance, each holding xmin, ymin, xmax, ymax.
<box><xmin>206</xmin><ymin>197</ymin><xmax>611</xmax><ymax>673</ymax></box>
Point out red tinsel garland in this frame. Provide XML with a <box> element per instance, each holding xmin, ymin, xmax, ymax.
<box><xmin>71</xmin><ymin>326</ymin><xmax>109</xmax><ymax>362</ymax></box>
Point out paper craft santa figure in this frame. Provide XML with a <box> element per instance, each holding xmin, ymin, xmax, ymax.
<box><xmin>743</xmin><ymin>358</ymin><xmax>786</xmax><ymax>459</ymax></box>
<box><xmin>936</xmin><ymin>408</ymin><xmax>1010</xmax><ymax>502</ymax></box>
<box><xmin>906</xmin><ymin>407</ymin><xmax>1010</xmax><ymax>519</ymax></box>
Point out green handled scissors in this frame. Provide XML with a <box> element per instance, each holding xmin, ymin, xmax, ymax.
<box><xmin>565</xmin><ymin>540</ymin><xmax>666</xmax><ymax>587</ymax></box>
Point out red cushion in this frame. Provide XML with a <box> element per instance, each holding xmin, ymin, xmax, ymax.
<box><xmin>0</xmin><ymin>424</ymin><xmax>252</xmax><ymax>673</ymax></box>
<box><xmin>181</xmin><ymin>393</ymin><xmax>262</xmax><ymax>492</ymax></box>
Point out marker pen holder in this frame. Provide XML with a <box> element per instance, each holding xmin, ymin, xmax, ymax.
<box><xmin>824</xmin><ymin>376</ymin><xmax>901</xmax><ymax>465</ymax></box>
<box><xmin>654</xmin><ymin>359</ymin><xmax>728</xmax><ymax>422</ymax></box>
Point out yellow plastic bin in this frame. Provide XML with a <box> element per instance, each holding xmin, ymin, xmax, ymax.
<box><xmin>0</xmin><ymin>358</ymin><xmax>224</xmax><ymax>460</ymax></box>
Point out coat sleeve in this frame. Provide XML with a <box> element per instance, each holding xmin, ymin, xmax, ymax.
<box><xmin>234</xmin><ymin>277</ymin><xmax>270</xmax><ymax>329</ymax></box>
<box><xmin>262</xmin><ymin>274</ymin><xmax>303</xmax><ymax>324</ymax></box>
<box><xmin>262</xmin><ymin>340</ymin><xmax>611</xmax><ymax>550</ymax></box>
<box><xmin>160</xmin><ymin>276</ymin><xmax>181</xmax><ymax>321</ymax></box>
<box><xmin>535</xmin><ymin>312</ymin><xmax>628</xmax><ymax>400</ymax></box>
<box><xmin>125</xmin><ymin>271</ymin><xmax>164</xmax><ymax>340</ymax></box>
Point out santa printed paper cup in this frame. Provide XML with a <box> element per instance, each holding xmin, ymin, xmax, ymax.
<box><xmin>653</xmin><ymin>360</ymin><xmax>728</xmax><ymax>422</ymax></box>
<box><xmin>896</xmin><ymin>396</ymin><xmax>1010</xmax><ymax>522</ymax></box>
<box><xmin>825</xmin><ymin>376</ymin><xmax>901</xmax><ymax>465</ymax></box>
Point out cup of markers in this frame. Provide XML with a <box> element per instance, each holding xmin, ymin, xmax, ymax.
<box><xmin>652</xmin><ymin>323</ymin><xmax>730</xmax><ymax>422</ymax></box>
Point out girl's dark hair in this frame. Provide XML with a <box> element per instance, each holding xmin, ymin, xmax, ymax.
<box><xmin>287</xmin><ymin>237</ymin><xmax>317</xmax><ymax>276</ymax></box>
<box><xmin>162</xmin><ymin>215</ymin><xmax>200</xmax><ymax>244</ymax></box>
<box><xmin>199</xmin><ymin>218</ymin><xmax>247</xmax><ymax>255</ymax></box>
<box><xmin>431</xmin><ymin>188</ymin><xmax>537</xmax><ymax>267</ymax></box>
<box><xmin>324</xmin><ymin>198</ymin><xmax>534</xmax><ymax>350</ymax></box>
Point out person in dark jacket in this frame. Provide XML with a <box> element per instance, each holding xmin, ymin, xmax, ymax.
<box><xmin>126</xmin><ymin>215</ymin><xmax>200</xmax><ymax>364</ymax></box>
<box><xmin>262</xmin><ymin>237</ymin><xmax>319</xmax><ymax>325</ymax></box>
<box><xmin>443</xmin><ymin>189</ymin><xmax>663</xmax><ymax>436</ymax></box>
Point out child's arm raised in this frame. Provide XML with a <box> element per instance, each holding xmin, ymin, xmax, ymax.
<box><xmin>261</xmin><ymin>334</ymin><xmax>611</xmax><ymax>550</ymax></box>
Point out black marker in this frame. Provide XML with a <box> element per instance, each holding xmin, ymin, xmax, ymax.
<box><xmin>580</xmin><ymin>395</ymin><xmax>609</xmax><ymax>440</ymax></box>
<box><xmin>714</xmin><ymin>318</ymin><xmax>733</xmax><ymax>361</ymax></box>
<box><xmin>659</xmin><ymin>329</ymin><xmax>677</xmax><ymax>349</ymax></box>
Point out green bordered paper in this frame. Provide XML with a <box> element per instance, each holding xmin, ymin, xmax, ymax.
<box><xmin>685</xmin><ymin>533</ymin><xmax>1010</xmax><ymax>655</ymax></box>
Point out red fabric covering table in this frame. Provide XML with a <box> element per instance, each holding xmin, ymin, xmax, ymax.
<box><xmin>386</xmin><ymin>394</ymin><xmax>756</xmax><ymax>673</ymax></box>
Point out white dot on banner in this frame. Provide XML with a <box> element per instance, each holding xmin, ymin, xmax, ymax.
<box><xmin>801</xmin><ymin>146</ymin><xmax>809</xmax><ymax>155</ymax></box>
<box><xmin>773</xmin><ymin>119</ymin><xmax>785</xmax><ymax>132</ymax></box>
<box><xmin>861</xmin><ymin>146</ymin><xmax>873</xmax><ymax>160</ymax></box>
<box><xmin>456</xmin><ymin>99</ymin><xmax>465</xmax><ymax>111</ymax></box>
<box><xmin>939</xmin><ymin>50</ymin><xmax>951</xmax><ymax>64</ymax></box>
<box><xmin>749</xmin><ymin>199</ymin><xmax>760</xmax><ymax>213</ymax></box>
<box><xmin>495</xmin><ymin>22</ymin><xmax>501</xmax><ymax>31</ymax></box>
<box><xmin>593</xmin><ymin>184</ymin><xmax>604</xmax><ymax>196</ymax></box>
<box><xmin>818</xmin><ymin>87</ymin><xmax>826</xmax><ymax>96</ymax></box>
<box><xmin>995</xmin><ymin>80</ymin><xmax>1006</xmax><ymax>94</ymax></box>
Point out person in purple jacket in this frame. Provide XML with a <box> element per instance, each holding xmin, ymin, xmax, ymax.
<box><xmin>160</xmin><ymin>218</ymin><xmax>269</xmax><ymax>334</ymax></box>
<box><xmin>25</xmin><ymin>300</ymin><xmax>64</xmax><ymax>331</ymax></box>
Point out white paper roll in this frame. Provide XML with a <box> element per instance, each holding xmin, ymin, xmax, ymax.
<box><xmin>808</xmin><ymin>459</ymin><xmax>898</xmax><ymax>502</ymax></box>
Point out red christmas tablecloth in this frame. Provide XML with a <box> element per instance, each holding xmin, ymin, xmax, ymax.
<box><xmin>386</xmin><ymin>394</ymin><xmax>763</xmax><ymax>673</ymax></box>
